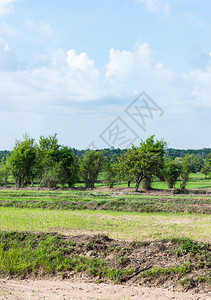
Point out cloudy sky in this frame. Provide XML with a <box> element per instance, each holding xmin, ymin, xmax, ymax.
<box><xmin>0</xmin><ymin>0</ymin><xmax>210</xmax><ymax>150</ymax></box>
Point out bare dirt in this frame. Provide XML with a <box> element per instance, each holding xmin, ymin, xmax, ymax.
<box><xmin>0</xmin><ymin>279</ymin><xmax>211</xmax><ymax>300</ymax></box>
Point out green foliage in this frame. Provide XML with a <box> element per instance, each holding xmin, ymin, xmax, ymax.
<box><xmin>102</xmin><ymin>161</ymin><xmax>118</xmax><ymax>188</ymax></box>
<box><xmin>37</xmin><ymin>134</ymin><xmax>60</xmax><ymax>187</ymax></box>
<box><xmin>40</xmin><ymin>161</ymin><xmax>61</xmax><ymax>188</ymax></box>
<box><xmin>0</xmin><ymin>232</ymin><xmax>134</xmax><ymax>282</ymax></box>
<box><xmin>80</xmin><ymin>150</ymin><xmax>104</xmax><ymax>189</ymax></box>
<box><xmin>38</xmin><ymin>135</ymin><xmax>79</xmax><ymax>188</ymax></box>
<box><xmin>119</xmin><ymin>136</ymin><xmax>166</xmax><ymax>191</ymax></box>
<box><xmin>56</xmin><ymin>146</ymin><xmax>79</xmax><ymax>187</ymax></box>
<box><xmin>8</xmin><ymin>134</ymin><xmax>37</xmax><ymax>188</ymax></box>
<box><xmin>0</xmin><ymin>158</ymin><xmax>9</xmax><ymax>186</ymax></box>
<box><xmin>201</xmin><ymin>153</ymin><xmax>211</xmax><ymax>178</ymax></box>
<box><xmin>188</xmin><ymin>154</ymin><xmax>204</xmax><ymax>173</ymax></box>
<box><xmin>180</xmin><ymin>155</ymin><xmax>191</xmax><ymax>189</ymax></box>
<box><xmin>165</xmin><ymin>148</ymin><xmax>211</xmax><ymax>159</ymax></box>
<box><xmin>163</xmin><ymin>159</ymin><xmax>181</xmax><ymax>188</ymax></box>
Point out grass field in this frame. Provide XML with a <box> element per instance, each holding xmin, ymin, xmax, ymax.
<box><xmin>6</xmin><ymin>172</ymin><xmax>211</xmax><ymax>190</ymax></box>
<box><xmin>0</xmin><ymin>174</ymin><xmax>210</xmax><ymax>291</ymax></box>
<box><xmin>0</xmin><ymin>188</ymin><xmax>210</xmax><ymax>213</ymax></box>
<box><xmin>0</xmin><ymin>207</ymin><xmax>210</xmax><ymax>242</ymax></box>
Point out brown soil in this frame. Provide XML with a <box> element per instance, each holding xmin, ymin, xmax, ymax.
<box><xmin>0</xmin><ymin>279</ymin><xmax>211</xmax><ymax>300</ymax></box>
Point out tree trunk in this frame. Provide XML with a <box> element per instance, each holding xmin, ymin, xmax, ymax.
<box><xmin>135</xmin><ymin>180</ymin><xmax>141</xmax><ymax>192</ymax></box>
<box><xmin>142</xmin><ymin>176</ymin><xmax>152</xmax><ymax>190</ymax></box>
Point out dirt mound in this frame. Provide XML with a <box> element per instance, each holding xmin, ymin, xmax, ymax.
<box><xmin>1</xmin><ymin>232</ymin><xmax>210</xmax><ymax>294</ymax></box>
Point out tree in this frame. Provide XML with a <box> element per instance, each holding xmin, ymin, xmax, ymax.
<box><xmin>120</xmin><ymin>136</ymin><xmax>166</xmax><ymax>192</ymax></box>
<box><xmin>40</xmin><ymin>161</ymin><xmax>61</xmax><ymax>188</ymax></box>
<box><xmin>180</xmin><ymin>155</ymin><xmax>190</xmax><ymax>189</ymax></box>
<box><xmin>0</xmin><ymin>157</ymin><xmax>9</xmax><ymax>186</ymax></box>
<box><xmin>102</xmin><ymin>160</ymin><xmax>118</xmax><ymax>188</ymax></box>
<box><xmin>141</xmin><ymin>136</ymin><xmax>166</xmax><ymax>190</ymax></box>
<box><xmin>9</xmin><ymin>135</ymin><xmax>37</xmax><ymax>188</ymax></box>
<box><xmin>80</xmin><ymin>150</ymin><xmax>104</xmax><ymax>189</ymax></box>
<box><xmin>201</xmin><ymin>153</ymin><xmax>211</xmax><ymax>178</ymax></box>
<box><xmin>163</xmin><ymin>159</ymin><xmax>181</xmax><ymax>188</ymax></box>
<box><xmin>188</xmin><ymin>154</ymin><xmax>204</xmax><ymax>173</ymax></box>
<box><xmin>118</xmin><ymin>155</ymin><xmax>134</xmax><ymax>187</ymax></box>
<box><xmin>37</xmin><ymin>134</ymin><xmax>60</xmax><ymax>187</ymax></box>
<box><xmin>56</xmin><ymin>146</ymin><xmax>79</xmax><ymax>187</ymax></box>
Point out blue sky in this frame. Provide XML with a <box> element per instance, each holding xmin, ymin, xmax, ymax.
<box><xmin>0</xmin><ymin>0</ymin><xmax>210</xmax><ymax>150</ymax></box>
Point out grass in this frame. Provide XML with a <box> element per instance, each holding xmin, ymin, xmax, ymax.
<box><xmin>0</xmin><ymin>232</ymin><xmax>134</xmax><ymax>281</ymax></box>
<box><xmin>0</xmin><ymin>207</ymin><xmax>210</xmax><ymax>242</ymax></box>
<box><xmin>5</xmin><ymin>172</ymin><xmax>211</xmax><ymax>190</ymax></box>
<box><xmin>0</xmin><ymin>189</ymin><xmax>210</xmax><ymax>214</ymax></box>
<box><xmin>151</xmin><ymin>172</ymin><xmax>211</xmax><ymax>190</ymax></box>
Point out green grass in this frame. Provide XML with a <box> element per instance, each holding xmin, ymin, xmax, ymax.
<box><xmin>0</xmin><ymin>189</ymin><xmax>210</xmax><ymax>214</ymax></box>
<box><xmin>0</xmin><ymin>232</ymin><xmax>134</xmax><ymax>281</ymax></box>
<box><xmin>0</xmin><ymin>207</ymin><xmax>210</xmax><ymax>242</ymax></box>
<box><xmin>5</xmin><ymin>172</ymin><xmax>211</xmax><ymax>190</ymax></box>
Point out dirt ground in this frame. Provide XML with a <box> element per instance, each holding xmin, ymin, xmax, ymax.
<box><xmin>0</xmin><ymin>279</ymin><xmax>211</xmax><ymax>300</ymax></box>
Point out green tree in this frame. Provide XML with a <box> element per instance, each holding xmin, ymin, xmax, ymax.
<box><xmin>201</xmin><ymin>153</ymin><xmax>211</xmax><ymax>178</ymax></box>
<box><xmin>120</xmin><ymin>136</ymin><xmax>166</xmax><ymax>192</ymax></box>
<box><xmin>40</xmin><ymin>161</ymin><xmax>61</xmax><ymax>188</ymax></box>
<box><xmin>141</xmin><ymin>136</ymin><xmax>166</xmax><ymax>190</ymax></box>
<box><xmin>9</xmin><ymin>135</ymin><xmax>37</xmax><ymax>188</ymax></box>
<box><xmin>180</xmin><ymin>155</ymin><xmax>190</xmax><ymax>189</ymax></box>
<box><xmin>56</xmin><ymin>146</ymin><xmax>79</xmax><ymax>187</ymax></box>
<box><xmin>118</xmin><ymin>155</ymin><xmax>134</xmax><ymax>187</ymax></box>
<box><xmin>163</xmin><ymin>159</ymin><xmax>181</xmax><ymax>188</ymax></box>
<box><xmin>37</xmin><ymin>134</ymin><xmax>60</xmax><ymax>187</ymax></box>
<box><xmin>0</xmin><ymin>157</ymin><xmax>9</xmax><ymax>186</ymax></box>
<box><xmin>188</xmin><ymin>154</ymin><xmax>204</xmax><ymax>173</ymax></box>
<box><xmin>80</xmin><ymin>150</ymin><xmax>104</xmax><ymax>189</ymax></box>
<box><xmin>102</xmin><ymin>160</ymin><xmax>118</xmax><ymax>188</ymax></box>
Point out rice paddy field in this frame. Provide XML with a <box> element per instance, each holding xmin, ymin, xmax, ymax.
<box><xmin>0</xmin><ymin>172</ymin><xmax>210</xmax><ymax>295</ymax></box>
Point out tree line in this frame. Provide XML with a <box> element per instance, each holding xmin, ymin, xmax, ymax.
<box><xmin>0</xmin><ymin>134</ymin><xmax>210</xmax><ymax>190</ymax></box>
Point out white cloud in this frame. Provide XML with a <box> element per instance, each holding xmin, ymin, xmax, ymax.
<box><xmin>66</xmin><ymin>49</ymin><xmax>99</xmax><ymax>79</ymax></box>
<box><xmin>0</xmin><ymin>0</ymin><xmax>17</xmax><ymax>17</ymax></box>
<box><xmin>0</xmin><ymin>48</ymin><xmax>105</xmax><ymax>110</ymax></box>
<box><xmin>105</xmin><ymin>43</ymin><xmax>153</xmax><ymax>81</ymax></box>
<box><xmin>138</xmin><ymin>0</ymin><xmax>170</xmax><ymax>15</ymax></box>
<box><xmin>0</xmin><ymin>41</ymin><xmax>211</xmax><ymax>128</ymax></box>
<box><xmin>105</xmin><ymin>48</ymin><xmax>135</xmax><ymax>81</ymax></box>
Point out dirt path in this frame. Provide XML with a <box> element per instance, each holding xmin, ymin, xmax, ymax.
<box><xmin>0</xmin><ymin>279</ymin><xmax>210</xmax><ymax>300</ymax></box>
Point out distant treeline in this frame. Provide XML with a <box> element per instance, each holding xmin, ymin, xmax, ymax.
<box><xmin>71</xmin><ymin>147</ymin><xmax>211</xmax><ymax>160</ymax></box>
<box><xmin>165</xmin><ymin>148</ymin><xmax>211</xmax><ymax>159</ymax></box>
<box><xmin>1</xmin><ymin>147</ymin><xmax>211</xmax><ymax>160</ymax></box>
<box><xmin>0</xmin><ymin>151</ymin><xmax>10</xmax><ymax>160</ymax></box>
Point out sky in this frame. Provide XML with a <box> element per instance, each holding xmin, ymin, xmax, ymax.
<box><xmin>0</xmin><ymin>0</ymin><xmax>210</xmax><ymax>150</ymax></box>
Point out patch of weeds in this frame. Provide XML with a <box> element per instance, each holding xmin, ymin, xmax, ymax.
<box><xmin>180</xmin><ymin>277</ymin><xmax>196</xmax><ymax>288</ymax></box>
<box><xmin>170</xmin><ymin>238</ymin><xmax>210</xmax><ymax>257</ymax></box>
<box><xmin>142</xmin><ymin>262</ymin><xmax>192</xmax><ymax>279</ymax></box>
<box><xmin>197</xmin><ymin>273</ymin><xmax>211</xmax><ymax>284</ymax></box>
